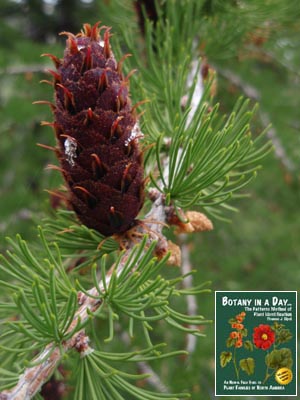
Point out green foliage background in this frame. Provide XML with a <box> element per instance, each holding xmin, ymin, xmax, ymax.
<box><xmin>0</xmin><ymin>0</ymin><xmax>299</xmax><ymax>399</ymax></box>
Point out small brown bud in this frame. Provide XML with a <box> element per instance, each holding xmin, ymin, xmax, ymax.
<box><xmin>154</xmin><ymin>239</ymin><xmax>181</xmax><ymax>267</ymax></box>
<box><xmin>166</xmin><ymin>240</ymin><xmax>181</xmax><ymax>267</ymax></box>
<box><xmin>201</xmin><ymin>59</ymin><xmax>217</xmax><ymax>98</ymax></box>
<box><xmin>167</xmin><ymin>206</ymin><xmax>213</xmax><ymax>234</ymax></box>
<box><xmin>177</xmin><ymin>221</ymin><xmax>195</xmax><ymax>233</ymax></box>
<box><xmin>185</xmin><ymin>211</ymin><xmax>213</xmax><ymax>232</ymax></box>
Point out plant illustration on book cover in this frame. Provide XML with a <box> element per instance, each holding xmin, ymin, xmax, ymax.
<box><xmin>220</xmin><ymin>313</ymin><xmax>293</xmax><ymax>384</ymax></box>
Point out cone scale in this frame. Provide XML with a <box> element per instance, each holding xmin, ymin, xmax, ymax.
<box><xmin>43</xmin><ymin>23</ymin><xmax>144</xmax><ymax>236</ymax></box>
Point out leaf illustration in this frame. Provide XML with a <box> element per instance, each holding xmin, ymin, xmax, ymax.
<box><xmin>276</xmin><ymin>328</ymin><xmax>293</xmax><ymax>344</ymax></box>
<box><xmin>220</xmin><ymin>351</ymin><xmax>232</xmax><ymax>367</ymax></box>
<box><xmin>239</xmin><ymin>358</ymin><xmax>255</xmax><ymax>375</ymax></box>
<box><xmin>226</xmin><ymin>337</ymin><xmax>235</xmax><ymax>347</ymax></box>
<box><xmin>243</xmin><ymin>340</ymin><xmax>253</xmax><ymax>351</ymax></box>
<box><xmin>240</xmin><ymin>328</ymin><xmax>248</xmax><ymax>337</ymax></box>
<box><xmin>265</xmin><ymin>348</ymin><xmax>293</xmax><ymax>369</ymax></box>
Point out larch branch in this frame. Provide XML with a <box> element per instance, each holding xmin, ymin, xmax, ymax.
<box><xmin>0</xmin><ymin>190</ymin><xmax>168</xmax><ymax>400</ymax></box>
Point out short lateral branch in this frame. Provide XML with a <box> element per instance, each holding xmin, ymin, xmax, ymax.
<box><xmin>0</xmin><ymin>190</ymin><xmax>168</xmax><ymax>400</ymax></box>
<box><xmin>0</xmin><ymin>291</ymin><xmax>100</xmax><ymax>400</ymax></box>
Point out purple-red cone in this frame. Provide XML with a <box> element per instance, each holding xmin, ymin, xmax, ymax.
<box><xmin>43</xmin><ymin>22</ymin><xmax>144</xmax><ymax>236</ymax></box>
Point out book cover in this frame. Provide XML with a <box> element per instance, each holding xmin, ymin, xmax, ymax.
<box><xmin>215</xmin><ymin>291</ymin><xmax>297</xmax><ymax>396</ymax></box>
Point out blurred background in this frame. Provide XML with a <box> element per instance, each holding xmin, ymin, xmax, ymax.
<box><xmin>0</xmin><ymin>1</ymin><xmax>299</xmax><ymax>399</ymax></box>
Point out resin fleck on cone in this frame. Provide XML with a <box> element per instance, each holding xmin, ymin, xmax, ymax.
<box><xmin>43</xmin><ymin>22</ymin><xmax>144</xmax><ymax>236</ymax></box>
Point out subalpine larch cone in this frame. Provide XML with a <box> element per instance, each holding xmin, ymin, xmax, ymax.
<box><xmin>43</xmin><ymin>22</ymin><xmax>144</xmax><ymax>236</ymax></box>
